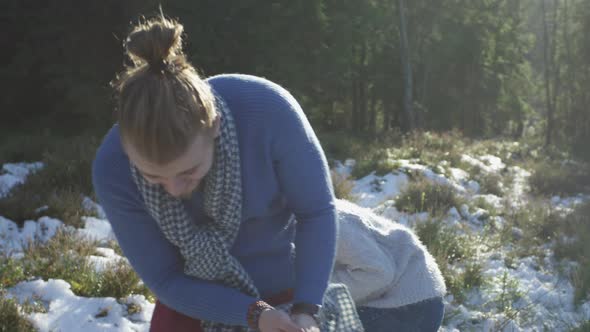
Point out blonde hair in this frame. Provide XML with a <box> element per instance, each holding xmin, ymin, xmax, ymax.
<box><xmin>112</xmin><ymin>15</ymin><xmax>216</xmax><ymax>165</ymax></box>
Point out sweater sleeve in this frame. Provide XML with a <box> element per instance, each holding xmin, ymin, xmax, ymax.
<box><xmin>91</xmin><ymin>136</ymin><xmax>257</xmax><ymax>326</ymax></box>
<box><xmin>267</xmin><ymin>87</ymin><xmax>337</xmax><ymax>306</ymax></box>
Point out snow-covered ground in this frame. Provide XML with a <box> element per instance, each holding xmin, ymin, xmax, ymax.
<box><xmin>0</xmin><ymin>163</ymin><xmax>155</xmax><ymax>331</ymax></box>
<box><xmin>0</xmin><ymin>163</ymin><xmax>43</xmax><ymax>199</ymax></box>
<box><xmin>333</xmin><ymin>155</ymin><xmax>590</xmax><ymax>332</ymax></box>
<box><xmin>1</xmin><ymin>152</ymin><xmax>589</xmax><ymax>331</ymax></box>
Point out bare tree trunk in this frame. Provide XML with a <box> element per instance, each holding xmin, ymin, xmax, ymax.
<box><xmin>421</xmin><ymin>60</ymin><xmax>429</xmax><ymax>109</ymax></box>
<box><xmin>542</xmin><ymin>0</ymin><xmax>556</xmax><ymax>146</ymax></box>
<box><xmin>513</xmin><ymin>0</ymin><xmax>525</xmax><ymax>138</ymax></box>
<box><xmin>359</xmin><ymin>42</ymin><xmax>368</xmax><ymax>132</ymax></box>
<box><xmin>369</xmin><ymin>84</ymin><xmax>377</xmax><ymax>136</ymax></box>
<box><xmin>352</xmin><ymin>77</ymin><xmax>360</xmax><ymax>132</ymax></box>
<box><xmin>383</xmin><ymin>91</ymin><xmax>392</xmax><ymax>132</ymax></box>
<box><xmin>551</xmin><ymin>0</ymin><xmax>560</xmax><ymax>138</ymax></box>
<box><xmin>351</xmin><ymin>44</ymin><xmax>359</xmax><ymax>133</ymax></box>
<box><xmin>398</xmin><ymin>0</ymin><xmax>415</xmax><ymax>131</ymax></box>
<box><xmin>562</xmin><ymin>0</ymin><xmax>575</xmax><ymax>134</ymax></box>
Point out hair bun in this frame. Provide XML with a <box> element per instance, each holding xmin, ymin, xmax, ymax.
<box><xmin>125</xmin><ymin>16</ymin><xmax>184</xmax><ymax>69</ymax></box>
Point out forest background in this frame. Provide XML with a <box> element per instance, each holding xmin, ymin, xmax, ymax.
<box><xmin>1</xmin><ymin>0</ymin><xmax>588</xmax><ymax>160</ymax></box>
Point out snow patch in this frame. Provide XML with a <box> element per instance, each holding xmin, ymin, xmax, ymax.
<box><xmin>77</xmin><ymin>217</ymin><xmax>116</xmax><ymax>243</ymax></box>
<box><xmin>0</xmin><ymin>162</ymin><xmax>43</xmax><ymax>198</ymax></box>
<box><xmin>7</xmin><ymin>279</ymin><xmax>153</xmax><ymax>332</ymax></box>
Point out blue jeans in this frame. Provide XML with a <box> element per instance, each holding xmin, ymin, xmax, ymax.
<box><xmin>356</xmin><ymin>297</ymin><xmax>445</xmax><ymax>332</ymax></box>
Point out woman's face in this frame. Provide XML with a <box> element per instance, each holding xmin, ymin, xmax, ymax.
<box><xmin>125</xmin><ymin>118</ymin><xmax>220</xmax><ymax>199</ymax></box>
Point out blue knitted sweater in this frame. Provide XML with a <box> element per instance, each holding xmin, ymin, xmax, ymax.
<box><xmin>92</xmin><ymin>74</ymin><xmax>337</xmax><ymax>326</ymax></box>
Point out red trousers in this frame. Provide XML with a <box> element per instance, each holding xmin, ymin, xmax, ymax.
<box><xmin>150</xmin><ymin>289</ymin><xmax>294</xmax><ymax>332</ymax></box>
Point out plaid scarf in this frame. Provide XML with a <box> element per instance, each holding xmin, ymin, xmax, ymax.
<box><xmin>130</xmin><ymin>94</ymin><xmax>363</xmax><ymax>331</ymax></box>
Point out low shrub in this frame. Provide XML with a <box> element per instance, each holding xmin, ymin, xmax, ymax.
<box><xmin>553</xmin><ymin>202</ymin><xmax>590</xmax><ymax>305</ymax></box>
<box><xmin>415</xmin><ymin>219</ymin><xmax>481</xmax><ymax>301</ymax></box>
<box><xmin>529</xmin><ymin>162</ymin><xmax>590</xmax><ymax>196</ymax></box>
<box><xmin>395</xmin><ymin>177</ymin><xmax>464</xmax><ymax>216</ymax></box>
<box><xmin>0</xmin><ymin>135</ymin><xmax>99</xmax><ymax>227</ymax></box>
<box><xmin>0</xmin><ymin>292</ymin><xmax>36</xmax><ymax>332</ymax></box>
<box><xmin>330</xmin><ymin>170</ymin><xmax>355</xmax><ymax>201</ymax></box>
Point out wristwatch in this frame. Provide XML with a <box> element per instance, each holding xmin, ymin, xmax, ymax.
<box><xmin>291</xmin><ymin>302</ymin><xmax>321</xmax><ymax>322</ymax></box>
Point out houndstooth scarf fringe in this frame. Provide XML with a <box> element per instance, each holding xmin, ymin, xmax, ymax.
<box><xmin>130</xmin><ymin>94</ymin><xmax>363</xmax><ymax>331</ymax></box>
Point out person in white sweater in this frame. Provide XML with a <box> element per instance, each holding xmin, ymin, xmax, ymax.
<box><xmin>331</xmin><ymin>199</ymin><xmax>447</xmax><ymax>331</ymax></box>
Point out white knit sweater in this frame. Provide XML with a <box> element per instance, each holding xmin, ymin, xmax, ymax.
<box><xmin>331</xmin><ymin>199</ymin><xmax>447</xmax><ymax>308</ymax></box>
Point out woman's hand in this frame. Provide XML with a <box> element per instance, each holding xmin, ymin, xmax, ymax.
<box><xmin>291</xmin><ymin>313</ymin><xmax>320</xmax><ymax>332</ymax></box>
<box><xmin>259</xmin><ymin>309</ymin><xmax>304</xmax><ymax>332</ymax></box>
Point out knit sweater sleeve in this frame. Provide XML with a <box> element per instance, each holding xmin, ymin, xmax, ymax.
<box><xmin>267</xmin><ymin>87</ymin><xmax>337</xmax><ymax>306</ymax></box>
<box><xmin>91</xmin><ymin>130</ymin><xmax>257</xmax><ymax>326</ymax></box>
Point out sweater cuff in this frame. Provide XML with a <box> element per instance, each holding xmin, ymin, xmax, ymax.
<box><xmin>293</xmin><ymin>280</ymin><xmax>328</xmax><ymax>306</ymax></box>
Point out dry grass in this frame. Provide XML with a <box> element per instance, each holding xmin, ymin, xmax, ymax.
<box><xmin>395</xmin><ymin>176</ymin><xmax>464</xmax><ymax>216</ymax></box>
